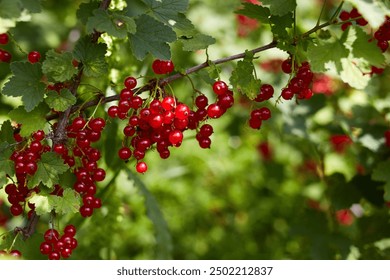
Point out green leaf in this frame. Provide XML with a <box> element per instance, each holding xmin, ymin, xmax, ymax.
<box><xmin>339</xmin><ymin>58</ymin><xmax>370</xmax><ymax>90</ymax></box>
<box><xmin>77</xmin><ymin>2</ymin><xmax>100</xmax><ymax>24</ymax></box>
<box><xmin>0</xmin><ymin>120</ymin><xmax>15</xmax><ymax>144</ymax></box>
<box><xmin>27</xmin><ymin>152</ymin><xmax>68</xmax><ymax>189</ymax></box>
<box><xmin>0</xmin><ymin>0</ymin><xmax>22</xmax><ymax>19</ymax></box>
<box><xmin>42</xmin><ymin>50</ymin><xmax>77</xmax><ymax>82</ymax></box>
<box><xmin>20</xmin><ymin>0</ymin><xmax>41</xmax><ymax>13</ymax></box>
<box><xmin>2</xmin><ymin>61</ymin><xmax>46</xmax><ymax>112</ymax></box>
<box><xmin>372</xmin><ymin>160</ymin><xmax>390</xmax><ymax>201</ymax></box>
<box><xmin>261</xmin><ymin>0</ymin><xmax>297</xmax><ymax>16</ymax></box>
<box><xmin>307</xmin><ymin>40</ymin><xmax>349</xmax><ymax>73</ymax></box>
<box><xmin>73</xmin><ymin>37</ymin><xmax>108</xmax><ymax>77</ymax></box>
<box><xmin>29</xmin><ymin>188</ymin><xmax>80</xmax><ymax>215</ymax></box>
<box><xmin>352</xmin><ymin>27</ymin><xmax>385</xmax><ymax>67</ymax></box>
<box><xmin>45</xmin><ymin>89</ymin><xmax>76</xmax><ymax>112</ymax></box>
<box><xmin>142</xmin><ymin>0</ymin><xmax>189</xmax><ymax>27</ymax></box>
<box><xmin>270</xmin><ymin>13</ymin><xmax>294</xmax><ymax>40</ymax></box>
<box><xmin>235</xmin><ymin>2</ymin><xmax>270</xmax><ymax>22</ymax></box>
<box><xmin>327</xmin><ymin>173</ymin><xmax>362</xmax><ymax>210</ymax></box>
<box><xmin>86</xmin><ymin>9</ymin><xmax>136</xmax><ymax>39</ymax></box>
<box><xmin>180</xmin><ymin>33</ymin><xmax>216</xmax><ymax>51</ymax></box>
<box><xmin>127</xmin><ymin>169</ymin><xmax>173</xmax><ymax>259</ymax></box>
<box><xmin>129</xmin><ymin>15</ymin><xmax>176</xmax><ymax>60</ymax></box>
<box><xmin>345</xmin><ymin>0</ymin><xmax>390</xmax><ymax>29</ymax></box>
<box><xmin>49</xmin><ymin>189</ymin><xmax>80</xmax><ymax>215</ymax></box>
<box><xmin>28</xmin><ymin>193</ymin><xmax>52</xmax><ymax>215</ymax></box>
<box><xmin>230</xmin><ymin>59</ymin><xmax>261</xmax><ymax>100</ymax></box>
<box><xmin>9</xmin><ymin>104</ymin><xmax>49</xmax><ymax>137</ymax></box>
<box><xmin>0</xmin><ymin>142</ymin><xmax>14</xmax><ymax>186</ymax></box>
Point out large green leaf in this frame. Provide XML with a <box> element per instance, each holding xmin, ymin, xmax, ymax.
<box><xmin>129</xmin><ymin>14</ymin><xmax>176</xmax><ymax>60</ymax></box>
<box><xmin>307</xmin><ymin>40</ymin><xmax>349</xmax><ymax>73</ymax></box>
<box><xmin>261</xmin><ymin>0</ymin><xmax>296</xmax><ymax>16</ymax></box>
<box><xmin>86</xmin><ymin>9</ymin><xmax>136</xmax><ymax>38</ymax></box>
<box><xmin>230</xmin><ymin>55</ymin><xmax>261</xmax><ymax>100</ymax></box>
<box><xmin>2</xmin><ymin>61</ymin><xmax>46</xmax><ymax>112</ymax></box>
<box><xmin>142</xmin><ymin>0</ymin><xmax>189</xmax><ymax>28</ymax></box>
<box><xmin>0</xmin><ymin>142</ymin><xmax>14</xmax><ymax>186</ymax></box>
<box><xmin>0</xmin><ymin>120</ymin><xmax>15</xmax><ymax>144</ymax></box>
<box><xmin>180</xmin><ymin>33</ymin><xmax>216</xmax><ymax>51</ymax></box>
<box><xmin>42</xmin><ymin>50</ymin><xmax>78</xmax><ymax>82</ymax></box>
<box><xmin>352</xmin><ymin>27</ymin><xmax>385</xmax><ymax>67</ymax></box>
<box><xmin>9</xmin><ymin>104</ymin><xmax>49</xmax><ymax>137</ymax></box>
<box><xmin>29</xmin><ymin>189</ymin><xmax>80</xmax><ymax>215</ymax></box>
<box><xmin>73</xmin><ymin>37</ymin><xmax>108</xmax><ymax>77</ymax></box>
<box><xmin>235</xmin><ymin>2</ymin><xmax>271</xmax><ymax>23</ymax></box>
<box><xmin>345</xmin><ymin>0</ymin><xmax>390</xmax><ymax>29</ymax></box>
<box><xmin>45</xmin><ymin>89</ymin><xmax>76</xmax><ymax>112</ymax></box>
<box><xmin>27</xmin><ymin>152</ymin><xmax>69</xmax><ymax>189</ymax></box>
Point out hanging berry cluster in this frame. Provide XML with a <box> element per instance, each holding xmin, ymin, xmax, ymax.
<box><xmin>39</xmin><ymin>225</ymin><xmax>78</xmax><ymax>260</ymax></box>
<box><xmin>108</xmin><ymin>60</ymin><xmax>235</xmax><ymax>173</ymax></box>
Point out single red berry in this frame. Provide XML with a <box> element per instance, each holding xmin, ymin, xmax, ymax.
<box><xmin>168</xmin><ymin>130</ymin><xmax>183</xmax><ymax>146</ymax></box>
<box><xmin>118</xmin><ymin>147</ymin><xmax>132</xmax><ymax>160</ymax></box>
<box><xmin>213</xmin><ymin>81</ymin><xmax>228</xmax><ymax>95</ymax></box>
<box><xmin>152</xmin><ymin>59</ymin><xmax>163</xmax><ymax>74</ymax></box>
<box><xmin>281</xmin><ymin>88</ymin><xmax>294</xmax><ymax>100</ymax></box>
<box><xmin>199</xmin><ymin>124</ymin><xmax>214</xmax><ymax>137</ymax></box>
<box><xmin>161</xmin><ymin>96</ymin><xmax>176</xmax><ymax>111</ymax></box>
<box><xmin>48</xmin><ymin>251</ymin><xmax>61</xmax><ymax>260</ymax></box>
<box><xmin>249</xmin><ymin>117</ymin><xmax>262</xmax><ymax>129</ymax></box>
<box><xmin>120</xmin><ymin>88</ymin><xmax>133</xmax><ymax>100</ymax></box>
<box><xmin>0</xmin><ymin>33</ymin><xmax>9</xmax><ymax>45</ymax></box>
<box><xmin>175</xmin><ymin>103</ymin><xmax>190</xmax><ymax>120</ymax></box>
<box><xmin>10</xmin><ymin>204</ymin><xmax>23</xmax><ymax>216</ymax></box>
<box><xmin>339</xmin><ymin>11</ymin><xmax>350</xmax><ymax>21</ymax></box>
<box><xmin>44</xmin><ymin>229</ymin><xmax>60</xmax><ymax>243</ymax></box>
<box><xmin>64</xmin><ymin>225</ymin><xmax>77</xmax><ymax>237</ymax></box>
<box><xmin>341</xmin><ymin>22</ymin><xmax>352</xmax><ymax>31</ymax></box>
<box><xmin>136</xmin><ymin>161</ymin><xmax>148</xmax><ymax>173</ymax></box>
<box><xmin>281</xmin><ymin>58</ymin><xmax>292</xmax><ymax>74</ymax></box>
<box><xmin>40</xmin><ymin>242</ymin><xmax>52</xmax><ymax>255</ymax></box>
<box><xmin>198</xmin><ymin>137</ymin><xmax>211</xmax><ymax>149</ymax></box>
<box><xmin>0</xmin><ymin>49</ymin><xmax>12</xmax><ymax>63</ymax></box>
<box><xmin>80</xmin><ymin>205</ymin><xmax>93</xmax><ymax>217</ymax></box>
<box><xmin>124</xmin><ymin>76</ymin><xmax>137</xmax><ymax>89</ymax></box>
<box><xmin>195</xmin><ymin>95</ymin><xmax>208</xmax><ymax>109</ymax></box>
<box><xmin>93</xmin><ymin>168</ymin><xmax>106</xmax><ymax>182</ymax></box>
<box><xmin>258</xmin><ymin>107</ymin><xmax>271</xmax><ymax>120</ymax></box>
<box><xmin>207</xmin><ymin>103</ymin><xmax>224</xmax><ymax>119</ymax></box>
<box><xmin>88</xmin><ymin>117</ymin><xmax>106</xmax><ymax>132</ymax></box>
<box><xmin>162</xmin><ymin>60</ymin><xmax>174</xmax><ymax>74</ymax></box>
<box><xmin>377</xmin><ymin>40</ymin><xmax>389</xmax><ymax>52</ymax></box>
<box><xmin>9</xmin><ymin>250</ymin><xmax>22</xmax><ymax>258</ymax></box>
<box><xmin>28</xmin><ymin>51</ymin><xmax>41</xmax><ymax>63</ymax></box>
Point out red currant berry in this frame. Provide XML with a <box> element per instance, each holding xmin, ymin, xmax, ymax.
<box><xmin>10</xmin><ymin>204</ymin><xmax>23</xmax><ymax>216</ymax></box>
<box><xmin>0</xmin><ymin>49</ymin><xmax>11</xmax><ymax>63</ymax></box>
<box><xmin>168</xmin><ymin>130</ymin><xmax>183</xmax><ymax>146</ymax></box>
<box><xmin>281</xmin><ymin>59</ymin><xmax>292</xmax><ymax>74</ymax></box>
<box><xmin>281</xmin><ymin>88</ymin><xmax>294</xmax><ymax>100</ymax></box>
<box><xmin>152</xmin><ymin>59</ymin><xmax>163</xmax><ymax>74</ymax></box>
<box><xmin>40</xmin><ymin>242</ymin><xmax>52</xmax><ymax>255</ymax></box>
<box><xmin>195</xmin><ymin>95</ymin><xmax>208</xmax><ymax>109</ymax></box>
<box><xmin>44</xmin><ymin>229</ymin><xmax>60</xmax><ymax>243</ymax></box>
<box><xmin>0</xmin><ymin>33</ymin><xmax>9</xmax><ymax>45</ymax></box>
<box><xmin>175</xmin><ymin>103</ymin><xmax>190</xmax><ymax>120</ymax></box>
<box><xmin>207</xmin><ymin>103</ymin><xmax>224</xmax><ymax>119</ymax></box>
<box><xmin>212</xmin><ymin>81</ymin><xmax>228</xmax><ymax>95</ymax></box>
<box><xmin>107</xmin><ymin>106</ymin><xmax>119</xmax><ymax>118</ymax></box>
<box><xmin>124</xmin><ymin>76</ymin><xmax>137</xmax><ymax>89</ymax></box>
<box><xmin>48</xmin><ymin>251</ymin><xmax>61</xmax><ymax>260</ymax></box>
<box><xmin>161</xmin><ymin>96</ymin><xmax>176</xmax><ymax>111</ymax></box>
<box><xmin>118</xmin><ymin>147</ymin><xmax>132</xmax><ymax>160</ymax></box>
<box><xmin>64</xmin><ymin>225</ymin><xmax>77</xmax><ymax>237</ymax></box>
<box><xmin>28</xmin><ymin>51</ymin><xmax>41</xmax><ymax>63</ymax></box>
<box><xmin>136</xmin><ymin>161</ymin><xmax>148</xmax><ymax>173</ymax></box>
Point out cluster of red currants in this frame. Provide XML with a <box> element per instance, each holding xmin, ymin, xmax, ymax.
<box><xmin>63</xmin><ymin>116</ymin><xmax>106</xmax><ymax>217</ymax></box>
<box><xmin>39</xmin><ymin>225</ymin><xmax>78</xmax><ymax>260</ymax></box>
<box><xmin>280</xmin><ymin>60</ymin><xmax>314</xmax><ymax>100</ymax></box>
<box><xmin>373</xmin><ymin>16</ymin><xmax>390</xmax><ymax>53</ymax></box>
<box><xmin>0</xmin><ymin>33</ymin><xmax>12</xmax><ymax>63</ymax></box>
<box><xmin>107</xmin><ymin>60</ymin><xmax>234</xmax><ymax>173</ymax></box>
<box><xmin>7</xmin><ymin>130</ymin><xmax>51</xmax><ymax>217</ymax></box>
<box><xmin>339</xmin><ymin>8</ymin><xmax>368</xmax><ymax>31</ymax></box>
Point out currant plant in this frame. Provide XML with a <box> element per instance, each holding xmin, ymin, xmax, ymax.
<box><xmin>0</xmin><ymin>0</ymin><xmax>390</xmax><ymax>260</ymax></box>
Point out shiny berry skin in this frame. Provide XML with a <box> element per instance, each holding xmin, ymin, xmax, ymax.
<box><xmin>339</xmin><ymin>11</ymin><xmax>350</xmax><ymax>21</ymax></box>
<box><xmin>93</xmin><ymin>168</ymin><xmax>106</xmax><ymax>181</ymax></box>
<box><xmin>281</xmin><ymin>59</ymin><xmax>292</xmax><ymax>74</ymax></box>
<box><xmin>89</xmin><ymin>117</ymin><xmax>105</xmax><ymax>132</ymax></box>
<box><xmin>28</xmin><ymin>51</ymin><xmax>41</xmax><ymax>63</ymax></box>
<box><xmin>162</xmin><ymin>60</ymin><xmax>174</xmax><ymax>74</ymax></box>
<box><xmin>168</xmin><ymin>130</ymin><xmax>183</xmax><ymax>146</ymax></box>
<box><xmin>124</xmin><ymin>76</ymin><xmax>137</xmax><ymax>89</ymax></box>
<box><xmin>0</xmin><ymin>33</ymin><xmax>9</xmax><ymax>45</ymax></box>
<box><xmin>118</xmin><ymin>147</ymin><xmax>132</xmax><ymax>160</ymax></box>
<box><xmin>161</xmin><ymin>96</ymin><xmax>176</xmax><ymax>111</ymax></box>
<box><xmin>40</xmin><ymin>242</ymin><xmax>52</xmax><ymax>255</ymax></box>
<box><xmin>281</xmin><ymin>88</ymin><xmax>294</xmax><ymax>100</ymax></box>
<box><xmin>63</xmin><ymin>225</ymin><xmax>76</xmax><ymax>237</ymax></box>
<box><xmin>152</xmin><ymin>59</ymin><xmax>163</xmax><ymax>74</ymax></box>
<box><xmin>175</xmin><ymin>104</ymin><xmax>190</xmax><ymax>120</ymax></box>
<box><xmin>258</xmin><ymin>107</ymin><xmax>271</xmax><ymax>120</ymax></box>
<box><xmin>48</xmin><ymin>251</ymin><xmax>61</xmax><ymax>260</ymax></box>
<box><xmin>207</xmin><ymin>103</ymin><xmax>224</xmax><ymax>119</ymax></box>
<box><xmin>136</xmin><ymin>161</ymin><xmax>148</xmax><ymax>173</ymax></box>
<box><xmin>195</xmin><ymin>95</ymin><xmax>208</xmax><ymax>109</ymax></box>
<box><xmin>199</xmin><ymin>124</ymin><xmax>213</xmax><ymax>137</ymax></box>
<box><xmin>0</xmin><ymin>49</ymin><xmax>11</xmax><ymax>63</ymax></box>
<box><xmin>10</xmin><ymin>204</ymin><xmax>23</xmax><ymax>216</ymax></box>
<box><xmin>9</xmin><ymin>250</ymin><xmax>22</xmax><ymax>258</ymax></box>
<box><xmin>107</xmin><ymin>106</ymin><xmax>119</xmax><ymax>118</ymax></box>
<box><xmin>213</xmin><ymin>81</ymin><xmax>228</xmax><ymax>95</ymax></box>
<box><xmin>44</xmin><ymin>229</ymin><xmax>60</xmax><ymax>243</ymax></box>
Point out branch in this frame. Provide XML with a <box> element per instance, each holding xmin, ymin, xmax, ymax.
<box><xmin>45</xmin><ymin>40</ymin><xmax>279</xmax><ymax>120</ymax></box>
